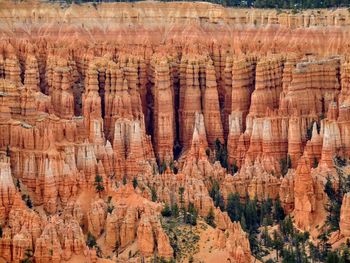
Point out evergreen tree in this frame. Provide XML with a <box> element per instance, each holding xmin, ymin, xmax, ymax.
<box><xmin>240</xmin><ymin>214</ymin><xmax>247</xmax><ymax>230</ymax></box>
<box><xmin>209</xmin><ymin>180</ymin><xmax>225</xmax><ymax>211</ymax></box>
<box><xmin>248</xmin><ymin>231</ymin><xmax>259</xmax><ymax>256</ymax></box>
<box><xmin>230</xmin><ymin>161</ymin><xmax>239</xmax><ymax>174</ymax></box>
<box><xmin>280</xmin><ymin>215</ymin><xmax>294</xmax><ymax>237</ymax></box>
<box><xmin>226</xmin><ymin>192</ymin><xmax>242</xmax><ymax>222</ymax></box>
<box><xmin>132</xmin><ymin>177</ymin><xmax>138</xmax><ymax>189</ymax></box>
<box><xmin>161</xmin><ymin>203</ymin><xmax>172</xmax><ymax>217</ymax></box>
<box><xmin>273</xmin><ymin>197</ymin><xmax>285</xmax><ymax>222</ymax></box>
<box><xmin>205</xmin><ymin>207</ymin><xmax>216</xmax><ymax>227</ymax></box>
<box><xmin>25</xmin><ymin>195</ymin><xmax>33</xmax><ymax>209</ymax></box>
<box><xmin>261</xmin><ymin>226</ymin><xmax>272</xmax><ymax>247</ymax></box>
<box><xmin>169</xmin><ymin>160</ymin><xmax>175</xmax><ymax>173</ymax></box>
<box><xmin>114</xmin><ymin>239</ymin><xmax>120</xmax><ymax>256</ymax></box>
<box><xmin>272</xmin><ymin>230</ymin><xmax>284</xmax><ymax>261</ymax></box>
<box><xmin>6</xmin><ymin>145</ymin><xmax>10</xmax><ymax>157</ymax></box>
<box><xmin>309</xmin><ymin>242</ymin><xmax>322</xmax><ymax>262</ymax></box>
<box><xmin>186</xmin><ymin>202</ymin><xmax>198</xmax><ymax>226</ymax></box>
<box><xmin>20</xmin><ymin>249</ymin><xmax>33</xmax><ymax>263</ymax></box>
<box><xmin>260</xmin><ymin>198</ymin><xmax>273</xmax><ymax>225</ymax></box>
<box><xmin>324</xmin><ymin>176</ymin><xmax>342</xmax><ymax>231</ymax></box>
<box><xmin>159</xmin><ymin>160</ymin><xmax>167</xmax><ymax>174</ymax></box>
<box><xmin>313</xmin><ymin>157</ymin><xmax>319</xmax><ymax>168</ymax></box>
<box><xmin>215</xmin><ymin>138</ymin><xmax>228</xmax><ymax>169</ymax></box>
<box><xmin>171</xmin><ymin>203</ymin><xmax>179</xmax><ymax>218</ymax></box>
<box><xmin>86</xmin><ymin>232</ymin><xmax>97</xmax><ymax>248</ymax></box>
<box><xmin>122</xmin><ymin>176</ymin><xmax>127</xmax><ymax>185</ymax></box>
<box><xmin>244</xmin><ymin>196</ymin><xmax>258</xmax><ymax>231</ymax></box>
<box><xmin>151</xmin><ymin>186</ymin><xmax>157</xmax><ymax>202</ymax></box>
<box><xmin>94</xmin><ymin>175</ymin><xmax>105</xmax><ymax>195</ymax></box>
<box><xmin>326</xmin><ymin>251</ymin><xmax>342</xmax><ymax>263</ymax></box>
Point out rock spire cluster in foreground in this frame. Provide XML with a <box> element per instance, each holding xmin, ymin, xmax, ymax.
<box><xmin>1</xmin><ymin>1</ymin><xmax>350</xmax><ymax>262</ymax></box>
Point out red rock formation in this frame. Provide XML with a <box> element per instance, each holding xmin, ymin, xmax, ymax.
<box><xmin>287</xmin><ymin>114</ymin><xmax>303</xmax><ymax>169</ymax></box>
<box><xmin>4</xmin><ymin>45</ymin><xmax>21</xmax><ymax>86</ymax></box>
<box><xmin>213</xmin><ymin>215</ymin><xmax>251</xmax><ymax>263</ymax></box>
<box><xmin>227</xmin><ymin>112</ymin><xmax>244</xmax><ymax>167</ymax></box>
<box><xmin>87</xmin><ymin>199</ymin><xmax>107</xmax><ymax>237</ymax></box>
<box><xmin>137</xmin><ymin>212</ymin><xmax>173</xmax><ymax>259</ymax></box>
<box><xmin>279</xmin><ymin>172</ymin><xmax>295</xmax><ymax>213</ymax></box>
<box><xmin>223</xmin><ymin>56</ymin><xmax>233</xmax><ymax>138</ymax></box>
<box><xmin>179</xmin><ymin>60</ymin><xmax>202</xmax><ymax>149</ymax></box>
<box><xmin>203</xmin><ymin>60</ymin><xmax>224</xmax><ymax>147</ymax></box>
<box><xmin>153</xmin><ymin>59</ymin><xmax>175</xmax><ymax>161</ymax></box>
<box><xmin>340</xmin><ymin>62</ymin><xmax>350</xmax><ymax>106</ymax></box>
<box><xmin>0</xmin><ymin>159</ymin><xmax>16</xmax><ymax>225</ymax></box>
<box><xmin>230</xmin><ymin>56</ymin><xmax>257</xmax><ymax>123</ymax></box>
<box><xmin>293</xmin><ymin>154</ymin><xmax>316</xmax><ymax>231</ymax></box>
<box><xmin>249</xmin><ymin>55</ymin><xmax>284</xmax><ymax>118</ymax></box>
<box><xmin>51</xmin><ymin>66</ymin><xmax>75</xmax><ymax>119</ymax></box>
<box><xmin>281</xmin><ymin>57</ymin><xmax>340</xmax><ymax>116</ymax></box>
<box><xmin>24</xmin><ymin>55</ymin><xmax>40</xmax><ymax>92</ymax></box>
<box><xmin>320</xmin><ymin>117</ymin><xmax>342</xmax><ymax>167</ymax></box>
<box><xmin>340</xmin><ymin>193</ymin><xmax>350</xmax><ymax>237</ymax></box>
<box><xmin>113</xmin><ymin>117</ymin><xmax>155</xmax><ymax>180</ymax></box>
<box><xmin>34</xmin><ymin>214</ymin><xmax>86</xmax><ymax>263</ymax></box>
<box><xmin>4</xmin><ymin>2</ymin><xmax>350</xmax><ymax>261</ymax></box>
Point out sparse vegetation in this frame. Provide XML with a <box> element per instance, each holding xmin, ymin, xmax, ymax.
<box><xmin>151</xmin><ymin>186</ymin><xmax>158</xmax><ymax>202</ymax></box>
<box><xmin>94</xmin><ymin>174</ymin><xmax>105</xmax><ymax>194</ymax></box>
<box><xmin>113</xmin><ymin>239</ymin><xmax>120</xmax><ymax>256</ymax></box>
<box><xmin>6</xmin><ymin>144</ymin><xmax>10</xmax><ymax>157</ymax></box>
<box><xmin>122</xmin><ymin>175</ymin><xmax>127</xmax><ymax>185</ymax></box>
<box><xmin>280</xmin><ymin>154</ymin><xmax>292</xmax><ymax>176</ymax></box>
<box><xmin>185</xmin><ymin>202</ymin><xmax>198</xmax><ymax>226</ymax></box>
<box><xmin>22</xmin><ymin>194</ymin><xmax>33</xmax><ymax>209</ymax></box>
<box><xmin>159</xmin><ymin>160</ymin><xmax>167</xmax><ymax>174</ymax></box>
<box><xmin>161</xmin><ymin>203</ymin><xmax>172</xmax><ymax>217</ymax></box>
<box><xmin>209</xmin><ymin>179</ymin><xmax>225</xmax><ymax>211</ymax></box>
<box><xmin>59</xmin><ymin>0</ymin><xmax>350</xmax><ymax>9</ymax></box>
<box><xmin>162</xmin><ymin>216</ymin><xmax>202</xmax><ymax>261</ymax></box>
<box><xmin>205</xmin><ymin>148</ymin><xmax>211</xmax><ymax>158</ymax></box>
<box><xmin>205</xmin><ymin>207</ymin><xmax>216</xmax><ymax>228</ymax></box>
<box><xmin>86</xmin><ymin>232</ymin><xmax>97</xmax><ymax>248</ymax></box>
<box><xmin>230</xmin><ymin>160</ymin><xmax>239</xmax><ymax>174</ymax></box>
<box><xmin>107</xmin><ymin>200</ymin><xmax>114</xmax><ymax>214</ymax></box>
<box><xmin>215</xmin><ymin>138</ymin><xmax>228</xmax><ymax>169</ymax></box>
<box><xmin>16</xmin><ymin>179</ymin><xmax>21</xmax><ymax>191</ymax></box>
<box><xmin>171</xmin><ymin>203</ymin><xmax>179</xmax><ymax>218</ymax></box>
<box><xmin>323</xmin><ymin>157</ymin><xmax>350</xmax><ymax>233</ymax></box>
<box><xmin>20</xmin><ymin>249</ymin><xmax>33</xmax><ymax>263</ymax></box>
<box><xmin>132</xmin><ymin>176</ymin><xmax>138</xmax><ymax>189</ymax></box>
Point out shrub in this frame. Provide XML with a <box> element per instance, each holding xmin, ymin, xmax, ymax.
<box><xmin>86</xmin><ymin>232</ymin><xmax>97</xmax><ymax>248</ymax></box>
<box><xmin>132</xmin><ymin>177</ymin><xmax>138</xmax><ymax>189</ymax></box>
<box><xmin>161</xmin><ymin>203</ymin><xmax>172</xmax><ymax>217</ymax></box>
<box><xmin>205</xmin><ymin>207</ymin><xmax>216</xmax><ymax>227</ymax></box>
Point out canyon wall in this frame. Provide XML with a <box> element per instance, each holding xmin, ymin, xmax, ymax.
<box><xmin>1</xmin><ymin>1</ymin><xmax>350</xmax><ymax>262</ymax></box>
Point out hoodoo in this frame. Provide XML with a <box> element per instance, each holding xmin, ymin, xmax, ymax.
<box><xmin>1</xmin><ymin>1</ymin><xmax>350</xmax><ymax>262</ymax></box>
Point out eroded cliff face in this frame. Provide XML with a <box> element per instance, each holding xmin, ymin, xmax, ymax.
<box><xmin>1</xmin><ymin>1</ymin><xmax>350</xmax><ymax>262</ymax></box>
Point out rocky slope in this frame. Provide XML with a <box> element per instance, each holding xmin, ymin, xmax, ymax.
<box><xmin>1</xmin><ymin>1</ymin><xmax>350</xmax><ymax>262</ymax></box>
